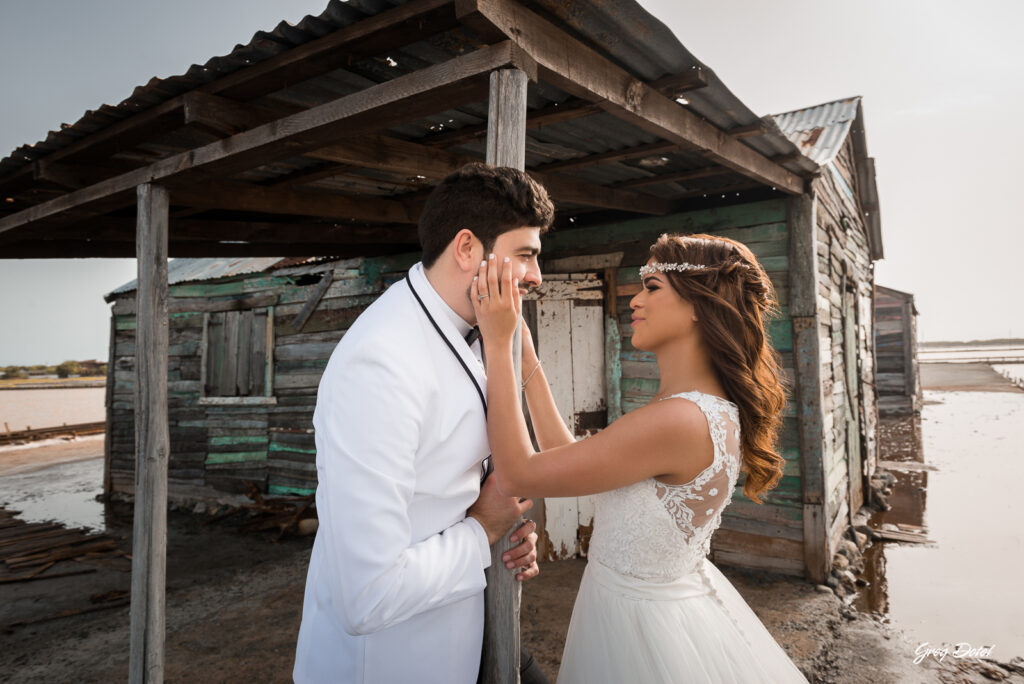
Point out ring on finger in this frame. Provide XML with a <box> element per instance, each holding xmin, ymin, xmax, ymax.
<box><xmin>478</xmin><ymin>294</ymin><xmax>489</xmax><ymax>301</ymax></box>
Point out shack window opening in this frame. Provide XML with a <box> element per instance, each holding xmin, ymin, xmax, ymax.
<box><xmin>202</xmin><ymin>308</ymin><xmax>274</xmax><ymax>398</ymax></box>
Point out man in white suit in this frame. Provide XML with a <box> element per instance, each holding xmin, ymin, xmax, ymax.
<box><xmin>294</xmin><ymin>164</ymin><xmax>553</xmax><ymax>683</ymax></box>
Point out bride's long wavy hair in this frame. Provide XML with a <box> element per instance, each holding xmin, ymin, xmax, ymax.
<box><xmin>648</xmin><ymin>233</ymin><xmax>787</xmax><ymax>504</ymax></box>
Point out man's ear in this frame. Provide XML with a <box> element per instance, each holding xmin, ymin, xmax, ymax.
<box><xmin>451</xmin><ymin>229</ymin><xmax>480</xmax><ymax>272</ymax></box>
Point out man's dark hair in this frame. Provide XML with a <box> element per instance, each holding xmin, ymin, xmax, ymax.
<box><xmin>418</xmin><ymin>163</ymin><xmax>555</xmax><ymax>268</ymax></box>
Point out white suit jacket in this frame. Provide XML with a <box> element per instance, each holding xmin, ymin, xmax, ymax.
<box><xmin>294</xmin><ymin>263</ymin><xmax>492</xmax><ymax>683</ymax></box>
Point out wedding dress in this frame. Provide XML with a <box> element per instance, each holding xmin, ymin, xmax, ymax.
<box><xmin>557</xmin><ymin>391</ymin><xmax>809</xmax><ymax>683</ymax></box>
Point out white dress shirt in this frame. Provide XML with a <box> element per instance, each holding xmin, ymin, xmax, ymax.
<box><xmin>293</xmin><ymin>263</ymin><xmax>492</xmax><ymax>683</ymax></box>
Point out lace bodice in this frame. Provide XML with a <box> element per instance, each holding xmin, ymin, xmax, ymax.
<box><xmin>588</xmin><ymin>391</ymin><xmax>742</xmax><ymax>581</ymax></box>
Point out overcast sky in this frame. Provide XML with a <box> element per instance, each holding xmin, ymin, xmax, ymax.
<box><xmin>1</xmin><ymin>0</ymin><xmax>1022</xmax><ymax>365</ymax></box>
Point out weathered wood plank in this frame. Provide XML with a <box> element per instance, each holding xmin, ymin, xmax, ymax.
<box><xmin>128</xmin><ymin>183</ymin><xmax>170</xmax><ymax>683</ymax></box>
<box><xmin>482</xmin><ymin>66</ymin><xmax>528</xmax><ymax>684</ymax></box>
<box><xmin>456</xmin><ymin>0</ymin><xmax>805</xmax><ymax>194</ymax></box>
<box><xmin>0</xmin><ymin>41</ymin><xmax>532</xmax><ymax>234</ymax></box>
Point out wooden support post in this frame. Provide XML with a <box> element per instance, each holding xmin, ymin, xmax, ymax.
<box><xmin>787</xmin><ymin>193</ymin><xmax>830</xmax><ymax>584</ymax></box>
<box><xmin>481</xmin><ymin>67</ymin><xmax>528</xmax><ymax>684</ymax></box>
<box><xmin>128</xmin><ymin>183</ymin><xmax>170</xmax><ymax>684</ymax></box>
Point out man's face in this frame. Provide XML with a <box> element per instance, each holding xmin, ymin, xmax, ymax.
<box><xmin>486</xmin><ymin>226</ymin><xmax>543</xmax><ymax>295</ymax></box>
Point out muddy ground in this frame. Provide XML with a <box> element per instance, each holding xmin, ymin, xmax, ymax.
<box><xmin>5</xmin><ymin>500</ymin><xmax>1018</xmax><ymax>683</ymax></box>
<box><xmin>3</xmin><ymin>363</ymin><xmax>1023</xmax><ymax>682</ymax></box>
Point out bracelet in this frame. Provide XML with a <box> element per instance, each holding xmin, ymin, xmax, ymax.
<box><xmin>522</xmin><ymin>360</ymin><xmax>541</xmax><ymax>390</ymax></box>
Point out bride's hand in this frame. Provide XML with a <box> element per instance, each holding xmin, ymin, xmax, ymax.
<box><xmin>471</xmin><ymin>254</ymin><xmax>521</xmax><ymax>353</ymax></box>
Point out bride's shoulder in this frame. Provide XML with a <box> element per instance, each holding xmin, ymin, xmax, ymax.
<box><xmin>621</xmin><ymin>394</ymin><xmax>711</xmax><ymax>446</ymax></box>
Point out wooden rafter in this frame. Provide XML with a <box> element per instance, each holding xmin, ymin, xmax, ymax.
<box><xmin>531</xmin><ymin>140</ymin><xmax>681</xmax><ymax>173</ymax></box>
<box><xmin>307</xmin><ymin>133</ymin><xmax>673</xmax><ymax>214</ymax></box>
<box><xmin>0</xmin><ymin>41</ymin><xmax>533</xmax><ymax>235</ymax></box>
<box><xmin>0</xmin><ymin>0</ymin><xmax>460</xmax><ymax>195</ymax></box>
<box><xmin>456</xmin><ymin>0</ymin><xmax>806</xmax><ymax>195</ymax></box>
<box><xmin>420</xmin><ymin>98</ymin><xmax>602</xmax><ymax>147</ymax></box>
<box><xmin>612</xmin><ymin>166</ymin><xmax>732</xmax><ymax>189</ymax></box>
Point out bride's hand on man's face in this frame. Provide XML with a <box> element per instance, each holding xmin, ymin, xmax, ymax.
<box><xmin>471</xmin><ymin>254</ymin><xmax>521</xmax><ymax>349</ymax></box>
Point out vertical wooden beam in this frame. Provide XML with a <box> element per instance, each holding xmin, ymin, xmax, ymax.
<box><xmin>787</xmin><ymin>193</ymin><xmax>829</xmax><ymax>584</ymax></box>
<box><xmin>128</xmin><ymin>183</ymin><xmax>170</xmax><ymax>684</ymax></box>
<box><xmin>603</xmin><ymin>267</ymin><xmax>622</xmax><ymax>423</ymax></box>
<box><xmin>482</xmin><ymin>67</ymin><xmax>528</xmax><ymax>684</ymax></box>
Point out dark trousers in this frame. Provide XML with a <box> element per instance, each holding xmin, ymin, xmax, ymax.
<box><xmin>477</xmin><ymin>647</ymin><xmax>549</xmax><ymax>684</ymax></box>
<box><xmin>520</xmin><ymin>648</ymin><xmax>549</xmax><ymax>684</ymax></box>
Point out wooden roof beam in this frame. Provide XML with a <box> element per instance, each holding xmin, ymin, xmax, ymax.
<box><xmin>421</xmin><ymin>98</ymin><xmax>601</xmax><ymax>147</ymax></box>
<box><xmin>167</xmin><ymin>182</ymin><xmax>422</xmax><ymax>224</ymax></box>
<box><xmin>0</xmin><ymin>41</ymin><xmax>529</xmax><ymax>235</ymax></box>
<box><xmin>612</xmin><ymin>166</ymin><xmax>733</xmax><ymax>189</ymax></box>
<box><xmin>456</xmin><ymin>0</ymin><xmax>806</xmax><ymax>195</ymax></box>
<box><xmin>0</xmin><ymin>239</ymin><xmax>412</xmax><ymax>258</ymax></box>
<box><xmin>531</xmin><ymin>140</ymin><xmax>681</xmax><ymax>173</ymax></box>
<box><xmin>307</xmin><ymin>133</ymin><xmax>673</xmax><ymax>214</ymax></box>
<box><xmin>0</xmin><ymin>0</ymin><xmax>459</xmax><ymax>194</ymax></box>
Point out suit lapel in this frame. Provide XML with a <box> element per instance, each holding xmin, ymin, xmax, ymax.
<box><xmin>405</xmin><ymin>264</ymin><xmax>487</xmax><ymax>404</ymax></box>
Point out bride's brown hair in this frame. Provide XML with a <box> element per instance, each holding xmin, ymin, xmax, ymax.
<box><xmin>648</xmin><ymin>233</ymin><xmax>787</xmax><ymax>504</ymax></box>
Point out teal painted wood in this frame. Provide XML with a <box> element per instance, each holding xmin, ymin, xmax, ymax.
<box><xmin>209</xmin><ymin>435</ymin><xmax>268</xmax><ymax>446</ymax></box>
<box><xmin>269</xmin><ymin>441</ymin><xmax>317</xmax><ymax>455</ymax></box>
<box><xmin>204</xmin><ymin>450</ymin><xmax>269</xmax><ymax>465</ymax></box>
<box><xmin>542</xmin><ymin>200</ymin><xmax>787</xmax><ymax>254</ymax></box>
<box><xmin>604</xmin><ymin>314</ymin><xmax>623</xmax><ymax>423</ymax></box>
<box><xmin>169</xmin><ymin>275</ymin><xmax>295</xmax><ymax>298</ymax></box>
<box><xmin>269</xmin><ymin>484</ymin><xmax>316</xmax><ymax>496</ymax></box>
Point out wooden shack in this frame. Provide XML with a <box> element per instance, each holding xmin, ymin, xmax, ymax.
<box><xmin>2</xmin><ymin>0</ymin><xmax>885</xmax><ymax>610</ymax></box>
<box><xmin>874</xmin><ymin>285</ymin><xmax>921</xmax><ymax>415</ymax></box>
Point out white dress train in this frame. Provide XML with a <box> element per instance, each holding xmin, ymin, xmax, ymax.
<box><xmin>557</xmin><ymin>391</ymin><xmax>808</xmax><ymax>683</ymax></box>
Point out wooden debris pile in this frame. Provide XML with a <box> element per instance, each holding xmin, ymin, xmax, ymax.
<box><xmin>0</xmin><ymin>420</ymin><xmax>105</xmax><ymax>446</ymax></box>
<box><xmin>203</xmin><ymin>481</ymin><xmax>317</xmax><ymax>541</ymax></box>
<box><xmin>0</xmin><ymin>507</ymin><xmax>130</xmax><ymax>584</ymax></box>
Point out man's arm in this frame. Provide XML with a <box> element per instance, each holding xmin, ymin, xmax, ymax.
<box><xmin>314</xmin><ymin>346</ymin><xmax>493</xmax><ymax>636</ymax></box>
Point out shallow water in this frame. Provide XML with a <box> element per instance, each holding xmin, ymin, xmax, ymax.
<box><xmin>0</xmin><ymin>456</ymin><xmax>105</xmax><ymax>532</ymax></box>
<box><xmin>0</xmin><ymin>387</ymin><xmax>106</xmax><ymax>431</ymax></box>
<box><xmin>991</xmin><ymin>363</ymin><xmax>1024</xmax><ymax>385</ymax></box>
<box><xmin>856</xmin><ymin>390</ymin><xmax>1024</xmax><ymax>660</ymax></box>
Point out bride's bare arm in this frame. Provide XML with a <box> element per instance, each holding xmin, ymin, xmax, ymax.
<box><xmin>519</xmin><ymin>325</ymin><xmax>576</xmax><ymax>450</ymax></box>
<box><xmin>474</xmin><ymin>258</ymin><xmax>711</xmax><ymax>499</ymax></box>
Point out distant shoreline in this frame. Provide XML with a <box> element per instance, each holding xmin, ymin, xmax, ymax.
<box><xmin>0</xmin><ymin>379</ymin><xmax>105</xmax><ymax>391</ymax></box>
<box><xmin>920</xmin><ymin>338</ymin><xmax>1024</xmax><ymax>348</ymax></box>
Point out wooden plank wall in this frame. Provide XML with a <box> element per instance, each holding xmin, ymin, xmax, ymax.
<box><xmin>875</xmin><ymin>288</ymin><xmax>920</xmax><ymax>415</ymax></box>
<box><xmin>106</xmin><ymin>255</ymin><xmax>415</xmax><ymax>502</ymax></box>
<box><xmin>541</xmin><ymin>199</ymin><xmax>806</xmax><ymax>575</ymax></box>
<box><xmin>812</xmin><ymin>138</ymin><xmax>880</xmax><ymax>558</ymax></box>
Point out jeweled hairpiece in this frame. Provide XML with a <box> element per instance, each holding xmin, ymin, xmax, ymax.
<box><xmin>639</xmin><ymin>261</ymin><xmax>709</xmax><ymax>278</ymax></box>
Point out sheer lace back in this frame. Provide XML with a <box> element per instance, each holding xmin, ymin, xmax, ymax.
<box><xmin>588</xmin><ymin>391</ymin><xmax>742</xmax><ymax>580</ymax></box>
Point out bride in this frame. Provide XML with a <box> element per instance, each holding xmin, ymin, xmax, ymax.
<box><xmin>473</xmin><ymin>233</ymin><xmax>809</xmax><ymax>683</ymax></box>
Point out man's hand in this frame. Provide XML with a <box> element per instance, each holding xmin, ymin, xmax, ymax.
<box><xmin>504</xmin><ymin>518</ymin><xmax>540</xmax><ymax>582</ymax></box>
<box><xmin>468</xmin><ymin>474</ymin><xmax>534</xmax><ymax>545</ymax></box>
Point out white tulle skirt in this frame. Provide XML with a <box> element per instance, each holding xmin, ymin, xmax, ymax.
<box><xmin>557</xmin><ymin>558</ymin><xmax>809</xmax><ymax>683</ymax></box>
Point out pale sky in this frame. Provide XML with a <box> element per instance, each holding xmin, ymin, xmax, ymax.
<box><xmin>1</xmin><ymin>0</ymin><xmax>1022</xmax><ymax>365</ymax></box>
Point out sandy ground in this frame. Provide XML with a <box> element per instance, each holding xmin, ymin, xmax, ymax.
<box><xmin>0</xmin><ymin>434</ymin><xmax>104</xmax><ymax>477</ymax></box>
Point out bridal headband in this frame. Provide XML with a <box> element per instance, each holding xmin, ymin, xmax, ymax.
<box><xmin>639</xmin><ymin>261</ymin><xmax>709</xmax><ymax>278</ymax></box>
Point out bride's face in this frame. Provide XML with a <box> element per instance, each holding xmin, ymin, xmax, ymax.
<box><xmin>628</xmin><ymin>262</ymin><xmax>698</xmax><ymax>351</ymax></box>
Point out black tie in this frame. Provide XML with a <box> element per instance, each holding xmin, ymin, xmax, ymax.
<box><xmin>464</xmin><ymin>326</ymin><xmax>480</xmax><ymax>347</ymax></box>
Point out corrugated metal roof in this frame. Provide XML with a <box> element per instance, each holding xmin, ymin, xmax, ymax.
<box><xmin>0</xmin><ymin>0</ymin><xmax>819</xmax><ymax>186</ymax></box>
<box><xmin>771</xmin><ymin>97</ymin><xmax>861</xmax><ymax>165</ymax></box>
<box><xmin>108</xmin><ymin>257</ymin><xmax>288</xmax><ymax>297</ymax></box>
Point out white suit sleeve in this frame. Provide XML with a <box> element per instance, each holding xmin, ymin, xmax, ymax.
<box><xmin>313</xmin><ymin>344</ymin><xmax>491</xmax><ymax>637</ymax></box>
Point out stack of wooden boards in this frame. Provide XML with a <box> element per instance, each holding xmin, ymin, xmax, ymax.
<box><xmin>0</xmin><ymin>507</ymin><xmax>128</xmax><ymax>584</ymax></box>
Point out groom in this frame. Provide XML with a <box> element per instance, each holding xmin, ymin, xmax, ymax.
<box><xmin>293</xmin><ymin>163</ymin><xmax>554</xmax><ymax>683</ymax></box>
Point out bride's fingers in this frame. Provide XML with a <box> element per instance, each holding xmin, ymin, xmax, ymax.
<box><xmin>487</xmin><ymin>253</ymin><xmax>500</xmax><ymax>303</ymax></box>
<box><xmin>477</xmin><ymin>259</ymin><xmax>488</xmax><ymax>297</ymax></box>
<box><xmin>512</xmin><ymin>277</ymin><xmax>521</xmax><ymax>317</ymax></box>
